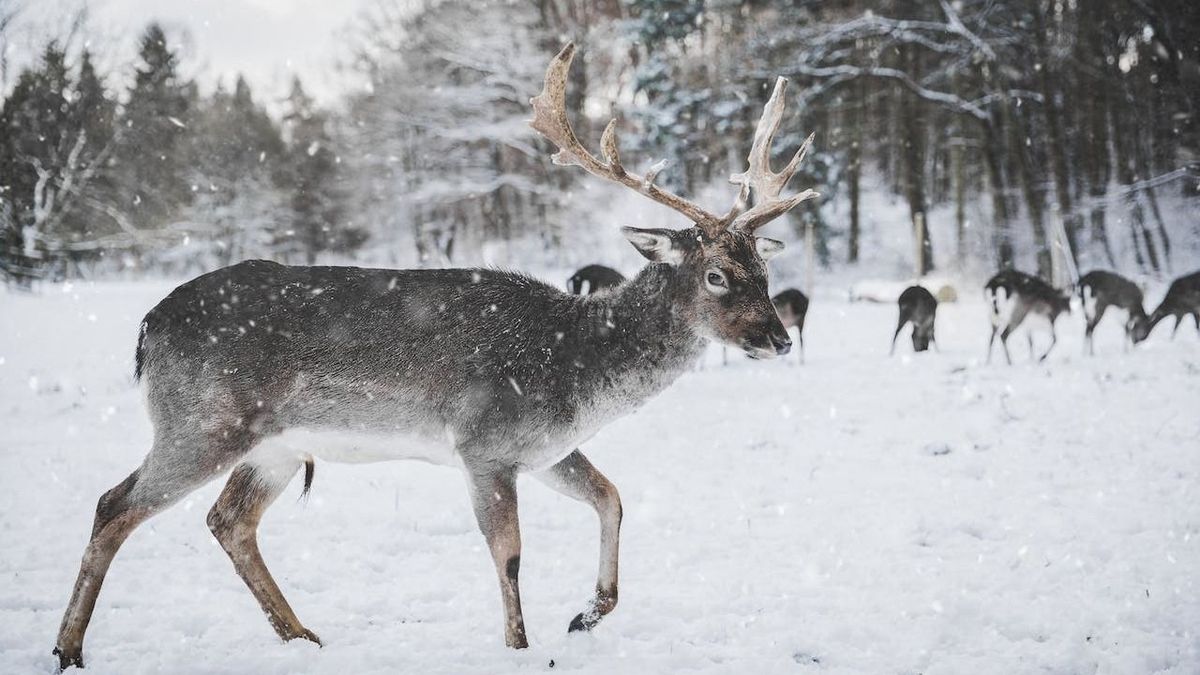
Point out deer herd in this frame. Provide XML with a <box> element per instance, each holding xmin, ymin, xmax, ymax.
<box><xmin>50</xmin><ymin>43</ymin><xmax>1197</xmax><ymax>671</ymax></box>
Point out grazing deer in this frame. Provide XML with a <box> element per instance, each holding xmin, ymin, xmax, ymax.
<box><xmin>771</xmin><ymin>288</ymin><xmax>809</xmax><ymax>363</ymax></box>
<box><xmin>1077</xmin><ymin>270</ymin><xmax>1150</xmax><ymax>354</ymax></box>
<box><xmin>891</xmin><ymin>285</ymin><xmax>937</xmax><ymax>355</ymax></box>
<box><xmin>52</xmin><ymin>43</ymin><xmax>817</xmax><ymax>669</ymax></box>
<box><xmin>1147</xmin><ymin>270</ymin><xmax>1200</xmax><ymax>339</ymax></box>
<box><xmin>567</xmin><ymin>264</ymin><xmax>625</xmax><ymax>294</ymax></box>
<box><xmin>985</xmin><ymin>269</ymin><xmax>1071</xmax><ymax>364</ymax></box>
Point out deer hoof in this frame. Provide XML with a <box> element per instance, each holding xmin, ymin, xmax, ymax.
<box><xmin>53</xmin><ymin>646</ymin><xmax>84</xmax><ymax>671</ymax></box>
<box><xmin>568</xmin><ymin>611</ymin><xmax>599</xmax><ymax>633</ymax></box>
<box><xmin>288</xmin><ymin>628</ymin><xmax>323</xmax><ymax>647</ymax></box>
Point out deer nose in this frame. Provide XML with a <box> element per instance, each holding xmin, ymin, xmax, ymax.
<box><xmin>770</xmin><ymin>332</ymin><xmax>792</xmax><ymax>355</ymax></box>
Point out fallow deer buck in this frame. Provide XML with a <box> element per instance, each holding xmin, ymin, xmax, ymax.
<box><xmin>985</xmin><ymin>269</ymin><xmax>1072</xmax><ymax>364</ymax></box>
<box><xmin>567</xmin><ymin>263</ymin><xmax>625</xmax><ymax>294</ymax></box>
<box><xmin>52</xmin><ymin>43</ymin><xmax>816</xmax><ymax>669</ymax></box>
<box><xmin>1077</xmin><ymin>270</ymin><xmax>1150</xmax><ymax>354</ymax></box>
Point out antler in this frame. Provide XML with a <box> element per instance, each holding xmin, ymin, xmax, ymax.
<box><xmin>726</xmin><ymin>77</ymin><xmax>819</xmax><ymax>232</ymax></box>
<box><xmin>531</xmin><ymin>43</ymin><xmax>817</xmax><ymax>237</ymax></box>
<box><xmin>530</xmin><ymin>43</ymin><xmax>727</xmax><ymax>237</ymax></box>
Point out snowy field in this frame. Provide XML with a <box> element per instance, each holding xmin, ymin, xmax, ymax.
<box><xmin>1</xmin><ymin>278</ymin><xmax>1198</xmax><ymax>674</ymax></box>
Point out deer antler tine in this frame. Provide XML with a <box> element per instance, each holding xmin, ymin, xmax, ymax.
<box><xmin>724</xmin><ymin>76</ymin><xmax>820</xmax><ymax>232</ymax></box>
<box><xmin>600</xmin><ymin>119</ymin><xmax>624</xmax><ymax>177</ymax></box>
<box><xmin>530</xmin><ymin>43</ymin><xmax>724</xmax><ymax>235</ymax></box>
<box><xmin>779</xmin><ymin>132</ymin><xmax>815</xmax><ymax>187</ymax></box>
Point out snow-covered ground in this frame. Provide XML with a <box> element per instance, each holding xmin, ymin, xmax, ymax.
<box><xmin>1</xmin><ymin>278</ymin><xmax>1198</xmax><ymax>674</ymax></box>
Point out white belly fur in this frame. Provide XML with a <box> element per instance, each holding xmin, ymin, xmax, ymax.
<box><xmin>250</xmin><ymin>427</ymin><xmax>462</xmax><ymax>469</ymax></box>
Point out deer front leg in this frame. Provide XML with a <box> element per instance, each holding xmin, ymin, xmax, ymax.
<box><xmin>536</xmin><ymin>450</ymin><xmax>622</xmax><ymax>634</ymax></box>
<box><xmin>467</xmin><ymin>468</ymin><xmax>527</xmax><ymax>648</ymax></box>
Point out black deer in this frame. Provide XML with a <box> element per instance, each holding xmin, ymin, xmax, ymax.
<box><xmin>567</xmin><ymin>264</ymin><xmax>625</xmax><ymax>294</ymax></box>
<box><xmin>1077</xmin><ymin>270</ymin><xmax>1150</xmax><ymax>354</ymax></box>
<box><xmin>891</xmin><ymin>285</ymin><xmax>938</xmax><ymax>355</ymax></box>
<box><xmin>985</xmin><ymin>270</ymin><xmax>1071</xmax><ymax>364</ymax></box>
<box><xmin>772</xmin><ymin>288</ymin><xmax>809</xmax><ymax>363</ymax></box>
<box><xmin>1148</xmin><ymin>270</ymin><xmax>1200</xmax><ymax>339</ymax></box>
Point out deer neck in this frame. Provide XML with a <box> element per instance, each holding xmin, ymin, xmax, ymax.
<box><xmin>589</xmin><ymin>262</ymin><xmax>707</xmax><ymax>377</ymax></box>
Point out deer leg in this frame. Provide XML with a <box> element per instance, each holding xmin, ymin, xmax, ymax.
<box><xmin>998</xmin><ymin>327</ymin><xmax>1017</xmax><ymax>365</ymax></box>
<box><xmin>55</xmin><ymin>437</ymin><xmax>233</xmax><ymax>670</ymax></box>
<box><xmin>1085</xmin><ymin>303</ymin><xmax>1107</xmax><ymax>356</ymax></box>
<box><xmin>207</xmin><ymin>458</ymin><xmax>320</xmax><ymax>646</ymax></box>
<box><xmin>536</xmin><ymin>450</ymin><xmax>622</xmax><ymax>634</ymax></box>
<box><xmin>890</xmin><ymin>319</ymin><xmax>905</xmax><ymax>356</ymax></box>
<box><xmin>797</xmin><ymin>330</ymin><xmax>805</xmax><ymax>364</ymax></box>
<box><xmin>1039</xmin><ymin>325</ymin><xmax>1058</xmax><ymax>362</ymax></box>
<box><xmin>1171</xmin><ymin>314</ymin><xmax>1181</xmax><ymax>339</ymax></box>
<box><xmin>467</xmin><ymin>468</ymin><xmax>527</xmax><ymax>648</ymax></box>
<box><xmin>986</xmin><ymin>326</ymin><xmax>998</xmax><ymax>364</ymax></box>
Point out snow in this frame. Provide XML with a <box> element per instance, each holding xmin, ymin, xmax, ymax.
<box><xmin>2</xmin><ymin>279</ymin><xmax>1198</xmax><ymax>674</ymax></box>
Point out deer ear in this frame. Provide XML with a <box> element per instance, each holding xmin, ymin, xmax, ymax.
<box><xmin>755</xmin><ymin>237</ymin><xmax>785</xmax><ymax>260</ymax></box>
<box><xmin>621</xmin><ymin>227</ymin><xmax>686</xmax><ymax>264</ymax></box>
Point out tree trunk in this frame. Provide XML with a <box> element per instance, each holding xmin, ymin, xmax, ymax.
<box><xmin>847</xmin><ymin>83</ymin><xmax>863</xmax><ymax>264</ymax></box>
<box><xmin>899</xmin><ymin>43</ymin><xmax>933</xmax><ymax>274</ymax></box>
<box><xmin>1030</xmin><ymin>0</ymin><xmax>1081</xmax><ymax>269</ymax></box>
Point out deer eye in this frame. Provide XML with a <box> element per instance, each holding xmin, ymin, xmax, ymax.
<box><xmin>705</xmin><ymin>270</ymin><xmax>728</xmax><ymax>292</ymax></box>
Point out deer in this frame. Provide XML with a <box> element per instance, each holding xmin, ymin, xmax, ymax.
<box><xmin>567</xmin><ymin>264</ymin><xmax>625</xmax><ymax>294</ymax></box>
<box><xmin>1077</xmin><ymin>270</ymin><xmax>1150</xmax><ymax>355</ymax></box>
<box><xmin>890</xmin><ymin>285</ymin><xmax>937</xmax><ymax>355</ymax></box>
<box><xmin>52</xmin><ymin>43</ymin><xmax>817</xmax><ymax>670</ymax></box>
<box><xmin>985</xmin><ymin>269</ymin><xmax>1071</xmax><ymax>364</ymax></box>
<box><xmin>771</xmin><ymin>288</ymin><xmax>808</xmax><ymax>363</ymax></box>
<box><xmin>1147</xmin><ymin>270</ymin><xmax>1200</xmax><ymax>339</ymax></box>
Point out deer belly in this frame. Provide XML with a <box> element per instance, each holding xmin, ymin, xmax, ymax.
<box><xmin>989</xmin><ymin>288</ymin><xmax>1016</xmax><ymax>326</ymax></box>
<box><xmin>1082</xmin><ymin>287</ymin><xmax>1098</xmax><ymax>321</ymax></box>
<box><xmin>257</xmin><ymin>427</ymin><xmax>461</xmax><ymax>467</ymax></box>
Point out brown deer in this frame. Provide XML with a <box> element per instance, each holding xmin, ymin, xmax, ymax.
<box><xmin>985</xmin><ymin>269</ymin><xmax>1071</xmax><ymax>364</ymax></box>
<box><xmin>891</xmin><ymin>285</ymin><xmax>938</xmax><ymax>355</ymax></box>
<box><xmin>52</xmin><ymin>43</ymin><xmax>817</xmax><ymax>669</ymax></box>
<box><xmin>567</xmin><ymin>264</ymin><xmax>625</xmax><ymax>294</ymax></box>
<box><xmin>1077</xmin><ymin>270</ymin><xmax>1150</xmax><ymax>354</ymax></box>
<box><xmin>1147</xmin><ymin>270</ymin><xmax>1200</xmax><ymax>339</ymax></box>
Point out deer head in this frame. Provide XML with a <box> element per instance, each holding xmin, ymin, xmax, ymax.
<box><xmin>530</xmin><ymin>43</ymin><xmax>819</xmax><ymax>358</ymax></box>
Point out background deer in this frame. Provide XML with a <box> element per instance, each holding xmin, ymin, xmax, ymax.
<box><xmin>566</xmin><ymin>264</ymin><xmax>625</xmax><ymax>294</ymax></box>
<box><xmin>1078</xmin><ymin>270</ymin><xmax>1150</xmax><ymax>354</ymax></box>
<box><xmin>771</xmin><ymin>288</ymin><xmax>808</xmax><ymax>363</ymax></box>
<box><xmin>891</xmin><ymin>285</ymin><xmax>938</xmax><ymax>355</ymax></box>
<box><xmin>1147</xmin><ymin>270</ymin><xmax>1200</xmax><ymax>339</ymax></box>
<box><xmin>985</xmin><ymin>270</ymin><xmax>1071</xmax><ymax>364</ymax></box>
<box><xmin>52</xmin><ymin>43</ymin><xmax>816</xmax><ymax>670</ymax></box>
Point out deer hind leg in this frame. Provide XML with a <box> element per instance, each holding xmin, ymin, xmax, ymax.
<box><xmin>536</xmin><ymin>450</ymin><xmax>622</xmax><ymax>634</ymax></box>
<box><xmin>890</xmin><ymin>318</ymin><xmax>907</xmax><ymax>356</ymax></box>
<box><xmin>1039</xmin><ymin>324</ymin><xmax>1059</xmax><ymax>362</ymax></box>
<box><xmin>55</xmin><ymin>435</ymin><xmax>237</xmax><ymax>670</ymax></box>
<box><xmin>796</xmin><ymin>328</ymin><xmax>805</xmax><ymax>364</ymax></box>
<box><xmin>1085</xmin><ymin>303</ymin><xmax>1108</xmax><ymax>356</ymax></box>
<box><xmin>207</xmin><ymin>454</ymin><xmax>319</xmax><ymax>646</ymax></box>
<box><xmin>467</xmin><ymin>468</ymin><xmax>527</xmax><ymax>648</ymax></box>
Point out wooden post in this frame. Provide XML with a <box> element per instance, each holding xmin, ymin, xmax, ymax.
<box><xmin>914</xmin><ymin>212</ymin><xmax>925</xmax><ymax>279</ymax></box>
<box><xmin>805</xmin><ymin>219</ymin><xmax>815</xmax><ymax>295</ymax></box>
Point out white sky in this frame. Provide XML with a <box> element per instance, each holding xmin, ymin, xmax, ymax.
<box><xmin>5</xmin><ymin>0</ymin><xmax>376</xmax><ymax>106</ymax></box>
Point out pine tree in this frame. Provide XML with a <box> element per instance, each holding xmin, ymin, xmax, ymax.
<box><xmin>113</xmin><ymin>23</ymin><xmax>192</xmax><ymax>231</ymax></box>
<box><xmin>283</xmin><ymin>77</ymin><xmax>357</xmax><ymax>263</ymax></box>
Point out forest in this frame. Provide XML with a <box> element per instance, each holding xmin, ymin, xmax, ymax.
<box><xmin>1</xmin><ymin>0</ymin><xmax>1197</xmax><ymax>285</ymax></box>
